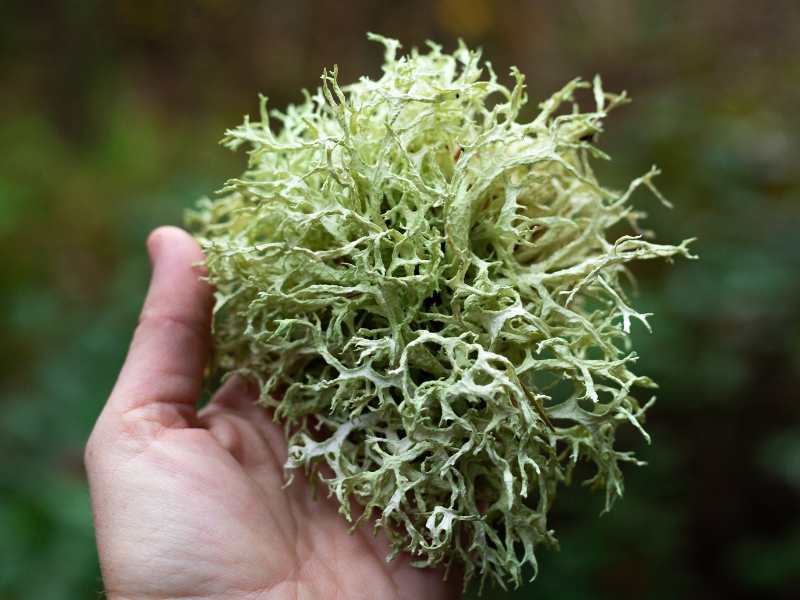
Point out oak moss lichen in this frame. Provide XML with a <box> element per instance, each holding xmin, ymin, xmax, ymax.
<box><xmin>187</xmin><ymin>35</ymin><xmax>694</xmax><ymax>590</ymax></box>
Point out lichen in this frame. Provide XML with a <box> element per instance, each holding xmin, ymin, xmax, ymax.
<box><xmin>186</xmin><ymin>34</ymin><xmax>695</xmax><ymax>590</ymax></box>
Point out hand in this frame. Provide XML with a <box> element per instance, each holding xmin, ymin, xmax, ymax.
<box><xmin>85</xmin><ymin>227</ymin><xmax>460</xmax><ymax>600</ymax></box>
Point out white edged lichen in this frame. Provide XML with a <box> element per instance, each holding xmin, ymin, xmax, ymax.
<box><xmin>186</xmin><ymin>34</ymin><xmax>695</xmax><ymax>591</ymax></box>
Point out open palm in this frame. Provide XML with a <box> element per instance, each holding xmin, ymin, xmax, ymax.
<box><xmin>85</xmin><ymin>227</ymin><xmax>459</xmax><ymax>600</ymax></box>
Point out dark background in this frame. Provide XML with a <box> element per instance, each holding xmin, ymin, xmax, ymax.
<box><xmin>2</xmin><ymin>1</ymin><xmax>799</xmax><ymax>598</ymax></box>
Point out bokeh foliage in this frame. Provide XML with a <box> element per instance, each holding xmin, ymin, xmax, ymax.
<box><xmin>1</xmin><ymin>1</ymin><xmax>798</xmax><ymax>598</ymax></box>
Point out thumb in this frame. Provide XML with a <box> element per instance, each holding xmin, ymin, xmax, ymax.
<box><xmin>106</xmin><ymin>226</ymin><xmax>213</xmax><ymax>417</ymax></box>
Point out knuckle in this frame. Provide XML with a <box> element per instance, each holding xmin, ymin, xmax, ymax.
<box><xmin>83</xmin><ymin>426</ymin><xmax>100</xmax><ymax>469</ymax></box>
<box><xmin>137</xmin><ymin>309</ymin><xmax>206</xmax><ymax>345</ymax></box>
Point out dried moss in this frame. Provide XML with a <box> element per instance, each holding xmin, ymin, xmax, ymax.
<box><xmin>187</xmin><ymin>34</ymin><xmax>695</xmax><ymax>590</ymax></box>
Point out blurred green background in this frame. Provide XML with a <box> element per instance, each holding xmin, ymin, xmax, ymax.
<box><xmin>1</xmin><ymin>1</ymin><xmax>798</xmax><ymax>598</ymax></box>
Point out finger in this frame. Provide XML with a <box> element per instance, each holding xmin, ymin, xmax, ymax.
<box><xmin>200</xmin><ymin>376</ymin><xmax>289</xmax><ymax>466</ymax></box>
<box><xmin>107</xmin><ymin>226</ymin><xmax>213</xmax><ymax>415</ymax></box>
<box><xmin>206</xmin><ymin>374</ymin><xmax>261</xmax><ymax>413</ymax></box>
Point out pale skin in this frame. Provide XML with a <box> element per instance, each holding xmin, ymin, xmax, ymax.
<box><xmin>85</xmin><ymin>226</ymin><xmax>460</xmax><ymax>600</ymax></box>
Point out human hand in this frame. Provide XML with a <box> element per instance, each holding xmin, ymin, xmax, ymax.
<box><xmin>85</xmin><ymin>227</ymin><xmax>460</xmax><ymax>600</ymax></box>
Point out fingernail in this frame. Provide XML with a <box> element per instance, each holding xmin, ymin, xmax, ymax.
<box><xmin>146</xmin><ymin>229</ymin><xmax>164</xmax><ymax>266</ymax></box>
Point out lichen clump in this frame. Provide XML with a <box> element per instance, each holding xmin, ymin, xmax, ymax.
<box><xmin>188</xmin><ymin>35</ymin><xmax>694</xmax><ymax>589</ymax></box>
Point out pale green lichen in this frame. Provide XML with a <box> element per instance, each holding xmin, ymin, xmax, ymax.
<box><xmin>187</xmin><ymin>34</ymin><xmax>695</xmax><ymax>590</ymax></box>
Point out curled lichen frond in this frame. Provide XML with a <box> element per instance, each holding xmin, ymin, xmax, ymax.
<box><xmin>187</xmin><ymin>34</ymin><xmax>695</xmax><ymax>591</ymax></box>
